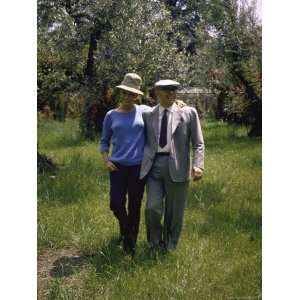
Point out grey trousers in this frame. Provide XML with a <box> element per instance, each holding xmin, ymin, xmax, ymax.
<box><xmin>145</xmin><ymin>155</ymin><xmax>189</xmax><ymax>250</ymax></box>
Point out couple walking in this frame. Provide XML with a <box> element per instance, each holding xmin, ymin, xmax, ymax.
<box><xmin>100</xmin><ymin>73</ymin><xmax>205</xmax><ymax>256</ymax></box>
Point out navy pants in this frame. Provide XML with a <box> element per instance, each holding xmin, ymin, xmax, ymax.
<box><xmin>109</xmin><ymin>162</ymin><xmax>145</xmax><ymax>243</ymax></box>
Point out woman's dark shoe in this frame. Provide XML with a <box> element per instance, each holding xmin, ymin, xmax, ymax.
<box><xmin>123</xmin><ymin>234</ymin><xmax>136</xmax><ymax>257</ymax></box>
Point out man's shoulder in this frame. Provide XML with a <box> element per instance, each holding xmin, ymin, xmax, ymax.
<box><xmin>177</xmin><ymin>103</ymin><xmax>197</xmax><ymax>114</ymax></box>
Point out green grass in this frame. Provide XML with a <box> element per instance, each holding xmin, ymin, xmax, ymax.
<box><xmin>38</xmin><ymin>118</ymin><xmax>261</xmax><ymax>300</ymax></box>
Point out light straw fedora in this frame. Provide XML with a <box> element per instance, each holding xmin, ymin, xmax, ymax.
<box><xmin>116</xmin><ymin>73</ymin><xmax>144</xmax><ymax>95</ymax></box>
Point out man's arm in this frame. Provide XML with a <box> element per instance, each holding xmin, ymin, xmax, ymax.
<box><xmin>190</xmin><ymin>108</ymin><xmax>205</xmax><ymax>179</ymax></box>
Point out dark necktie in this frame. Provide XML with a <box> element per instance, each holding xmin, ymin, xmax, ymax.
<box><xmin>159</xmin><ymin>109</ymin><xmax>168</xmax><ymax>148</ymax></box>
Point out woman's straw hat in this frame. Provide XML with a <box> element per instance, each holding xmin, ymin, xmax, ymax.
<box><xmin>116</xmin><ymin>73</ymin><xmax>144</xmax><ymax>96</ymax></box>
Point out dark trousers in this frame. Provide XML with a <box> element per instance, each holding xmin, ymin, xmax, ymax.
<box><xmin>109</xmin><ymin>162</ymin><xmax>145</xmax><ymax>243</ymax></box>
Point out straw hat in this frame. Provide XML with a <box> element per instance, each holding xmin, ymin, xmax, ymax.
<box><xmin>116</xmin><ymin>73</ymin><xmax>144</xmax><ymax>95</ymax></box>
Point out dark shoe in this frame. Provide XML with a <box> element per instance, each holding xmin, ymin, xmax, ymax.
<box><xmin>159</xmin><ymin>240</ymin><xmax>166</xmax><ymax>249</ymax></box>
<box><xmin>166</xmin><ymin>242</ymin><xmax>176</xmax><ymax>252</ymax></box>
<box><xmin>123</xmin><ymin>234</ymin><xmax>136</xmax><ymax>257</ymax></box>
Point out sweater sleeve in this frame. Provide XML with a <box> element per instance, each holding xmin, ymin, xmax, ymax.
<box><xmin>100</xmin><ymin>111</ymin><xmax>113</xmax><ymax>153</ymax></box>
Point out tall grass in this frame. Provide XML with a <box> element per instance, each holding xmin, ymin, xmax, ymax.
<box><xmin>38</xmin><ymin>118</ymin><xmax>261</xmax><ymax>300</ymax></box>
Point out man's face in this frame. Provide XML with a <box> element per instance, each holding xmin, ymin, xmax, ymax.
<box><xmin>156</xmin><ymin>86</ymin><xmax>177</xmax><ymax>107</ymax></box>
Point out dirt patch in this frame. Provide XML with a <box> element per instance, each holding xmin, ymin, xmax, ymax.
<box><xmin>38</xmin><ymin>248</ymin><xmax>89</xmax><ymax>299</ymax></box>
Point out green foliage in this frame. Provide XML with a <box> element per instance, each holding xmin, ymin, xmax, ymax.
<box><xmin>37</xmin><ymin>1</ymin><xmax>86</xmax><ymax>119</ymax></box>
<box><xmin>161</xmin><ymin>0</ymin><xmax>262</xmax><ymax>134</ymax></box>
<box><xmin>38</xmin><ymin>0</ymin><xmax>262</xmax><ymax>136</ymax></box>
<box><xmin>94</xmin><ymin>1</ymin><xmax>186</xmax><ymax>84</ymax></box>
<box><xmin>77</xmin><ymin>0</ymin><xmax>190</xmax><ymax>138</ymax></box>
<box><xmin>198</xmin><ymin>0</ymin><xmax>262</xmax><ymax>134</ymax></box>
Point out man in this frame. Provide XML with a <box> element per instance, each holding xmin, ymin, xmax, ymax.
<box><xmin>140</xmin><ymin>79</ymin><xmax>205</xmax><ymax>251</ymax></box>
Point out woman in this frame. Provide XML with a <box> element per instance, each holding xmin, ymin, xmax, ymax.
<box><xmin>100</xmin><ymin>73</ymin><xmax>151</xmax><ymax>256</ymax></box>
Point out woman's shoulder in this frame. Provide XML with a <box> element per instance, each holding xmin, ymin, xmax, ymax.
<box><xmin>105</xmin><ymin>108</ymin><xmax>118</xmax><ymax>116</ymax></box>
<box><xmin>103</xmin><ymin>109</ymin><xmax>118</xmax><ymax>122</ymax></box>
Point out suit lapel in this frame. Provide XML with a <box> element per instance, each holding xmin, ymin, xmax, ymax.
<box><xmin>171</xmin><ymin>104</ymin><xmax>182</xmax><ymax>136</ymax></box>
<box><xmin>150</xmin><ymin>105</ymin><xmax>159</xmax><ymax>142</ymax></box>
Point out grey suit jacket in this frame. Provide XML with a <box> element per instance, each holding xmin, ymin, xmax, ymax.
<box><xmin>140</xmin><ymin>103</ymin><xmax>205</xmax><ymax>182</ymax></box>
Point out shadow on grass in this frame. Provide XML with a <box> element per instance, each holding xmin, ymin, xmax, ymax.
<box><xmin>49</xmin><ymin>237</ymin><xmax>169</xmax><ymax>280</ymax></box>
<box><xmin>187</xmin><ymin>180</ymin><xmax>226</xmax><ymax>209</ymax></box>
<box><xmin>206</xmin><ymin>136</ymin><xmax>261</xmax><ymax>152</ymax></box>
<box><xmin>38</xmin><ymin>154</ymin><xmax>108</xmax><ymax>206</ymax></box>
<box><xmin>186</xmin><ymin>205</ymin><xmax>261</xmax><ymax>240</ymax></box>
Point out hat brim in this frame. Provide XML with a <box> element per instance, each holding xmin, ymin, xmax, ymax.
<box><xmin>155</xmin><ymin>85</ymin><xmax>179</xmax><ymax>90</ymax></box>
<box><xmin>154</xmin><ymin>80</ymin><xmax>180</xmax><ymax>88</ymax></box>
<box><xmin>116</xmin><ymin>85</ymin><xmax>144</xmax><ymax>96</ymax></box>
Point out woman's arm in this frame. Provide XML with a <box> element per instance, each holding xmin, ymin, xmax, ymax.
<box><xmin>100</xmin><ymin>112</ymin><xmax>118</xmax><ymax>171</ymax></box>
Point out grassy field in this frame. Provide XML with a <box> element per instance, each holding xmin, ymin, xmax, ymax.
<box><xmin>37</xmin><ymin>117</ymin><xmax>261</xmax><ymax>300</ymax></box>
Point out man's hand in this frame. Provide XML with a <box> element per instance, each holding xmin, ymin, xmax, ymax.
<box><xmin>105</xmin><ymin>160</ymin><xmax>119</xmax><ymax>172</ymax></box>
<box><xmin>192</xmin><ymin>166</ymin><xmax>203</xmax><ymax>181</ymax></box>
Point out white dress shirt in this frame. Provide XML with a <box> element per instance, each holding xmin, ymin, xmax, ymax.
<box><xmin>157</xmin><ymin>103</ymin><xmax>175</xmax><ymax>153</ymax></box>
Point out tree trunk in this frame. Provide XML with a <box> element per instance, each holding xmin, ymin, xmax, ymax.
<box><xmin>84</xmin><ymin>33</ymin><xmax>97</xmax><ymax>84</ymax></box>
<box><xmin>235</xmin><ymin>71</ymin><xmax>262</xmax><ymax>137</ymax></box>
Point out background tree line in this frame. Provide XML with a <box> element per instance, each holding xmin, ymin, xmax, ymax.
<box><xmin>37</xmin><ymin>0</ymin><xmax>261</xmax><ymax>139</ymax></box>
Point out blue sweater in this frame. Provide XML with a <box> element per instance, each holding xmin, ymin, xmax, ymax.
<box><xmin>100</xmin><ymin>104</ymin><xmax>152</xmax><ymax>166</ymax></box>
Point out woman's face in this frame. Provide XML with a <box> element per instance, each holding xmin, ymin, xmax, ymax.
<box><xmin>120</xmin><ymin>89</ymin><xmax>139</xmax><ymax>105</ymax></box>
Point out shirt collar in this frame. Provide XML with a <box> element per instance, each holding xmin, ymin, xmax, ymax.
<box><xmin>159</xmin><ymin>102</ymin><xmax>175</xmax><ymax>114</ymax></box>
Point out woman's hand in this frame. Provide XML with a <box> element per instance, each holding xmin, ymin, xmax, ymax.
<box><xmin>101</xmin><ymin>152</ymin><xmax>119</xmax><ymax>172</ymax></box>
<box><xmin>106</xmin><ymin>160</ymin><xmax>119</xmax><ymax>172</ymax></box>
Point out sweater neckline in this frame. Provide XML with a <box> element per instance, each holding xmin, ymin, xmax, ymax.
<box><xmin>114</xmin><ymin>104</ymin><xmax>137</xmax><ymax>114</ymax></box>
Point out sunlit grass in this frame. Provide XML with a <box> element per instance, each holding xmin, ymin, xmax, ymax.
<box><xmin>38</xmin><ymin>118</ymin><xmax>261</xmax><ymax>300</ymax></box>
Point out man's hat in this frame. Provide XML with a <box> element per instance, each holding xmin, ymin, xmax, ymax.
<box><xmin>116</xmin><ymin>73</ymin><xmax>144</xmax><ymax>95</ymax></box>
<box><xmin>154</xmin><ymin>79</ymin><xmax>180</xmax><ymax>88</ymax></box>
